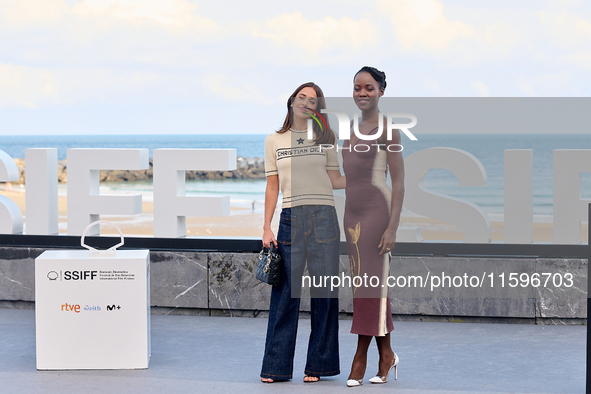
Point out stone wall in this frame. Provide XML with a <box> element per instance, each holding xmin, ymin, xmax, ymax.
<box><xmin>8</xmin><ymin>156</ymin><xmax>266</xmax><ymax>184</ymax></box>
<box><xmin>0</xmin><ymin>246</ymin><xmax>586</xmax><ymax>323</ymax></box>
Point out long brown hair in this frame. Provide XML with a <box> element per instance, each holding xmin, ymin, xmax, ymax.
<box><xmin>277</xmin><ymin>82</ymin><xmax>335</xmax><ymax>145</ymax></box>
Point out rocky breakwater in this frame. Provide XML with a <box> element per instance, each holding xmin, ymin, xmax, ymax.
<box><xmin>9</xmin><ymin>157</ymin><xmax>266</xmax><ymax>184</ymax></box>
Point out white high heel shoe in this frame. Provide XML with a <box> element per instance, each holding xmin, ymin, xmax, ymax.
<box><xmin>346</xmin><ymin>378</ymin><xmax>363</xmax><ymax>387</ymax></box>
<box><xmin>368</xmin><ymin>352</ymin><xmax>399</xmax><ymax>384</ymax></box>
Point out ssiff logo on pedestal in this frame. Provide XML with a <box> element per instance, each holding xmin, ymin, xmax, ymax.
<box><xmin>46</xmin><ymin>270</ymin><xmax>98</xmax><ymax>281</ymax></box>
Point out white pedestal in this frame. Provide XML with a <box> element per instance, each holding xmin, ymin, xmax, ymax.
<box><xmin>35</xmin><ymin>249</ymin><xmax>150</xmax><ymax>370</ymax></box>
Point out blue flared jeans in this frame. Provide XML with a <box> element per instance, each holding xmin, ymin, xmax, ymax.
<box><xmin>260</xmin><ymin>205</ymin><xmax>341</xmax><ymax>380</ymax></box>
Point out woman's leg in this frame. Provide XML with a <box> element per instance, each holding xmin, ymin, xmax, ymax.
<box><xmin>305</xmin><ymin>296</ymin><xmax>340</xmax><ymax>378</ymax></box>
<box><xmin>375</xmin><ymin>333</ymin><xmax>395</xmax><ymax>376</ymax></box>
<box><xmin>348</xmin><ymin>334</ymin><xmax>372</xmax><ymax>380</ymax></box>
<box><xmin>260</xmin><ymin>245</ymin><xmax>300</xmax><ymax>381</ymax></box>
<box><xmin>260</xmin><ymin>208</ymin><xmax>304</xmax><ymax>381</ymax></box>
<box><xmin>304</xmin><ymin>206</ymin><xmax>341</xmax><ymax>378</ymax></box>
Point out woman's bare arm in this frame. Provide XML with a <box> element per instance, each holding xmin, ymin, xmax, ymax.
<box><xmin>263</xmin><ymin>175</ymin><xmax>279</xmax><ymax>248</ymax></box>
<box><xmin>378</xmin><ymin>129</ymin><xmax>405</xmax><ymax>255</ymax></box>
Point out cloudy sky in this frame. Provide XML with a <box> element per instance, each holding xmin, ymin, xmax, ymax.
<box><xmin>0</xmin><ymin>0</ymin><xmax>589</xmax><ymax>135</ymax></box>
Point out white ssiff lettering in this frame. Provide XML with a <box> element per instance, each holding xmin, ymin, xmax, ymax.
<box><xmin>1</xmin><ymin>146</ymin><xmax>590</xmax><ymax>244</ymax></box>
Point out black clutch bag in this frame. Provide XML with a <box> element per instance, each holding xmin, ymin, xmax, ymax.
<box><xmin>256</xmin><ymin>244</ymin><xmax>282</xmax><ymax>286</ymax></box>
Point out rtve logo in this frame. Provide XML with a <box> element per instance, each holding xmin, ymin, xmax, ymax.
<box><xmin>61</xmin><ymin>303</ymin><xmax>81</xmax><ymax>313</ymax></box>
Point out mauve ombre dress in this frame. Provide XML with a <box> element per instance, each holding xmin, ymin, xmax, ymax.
<box><xmin>343</xmin><ymin>136</ymin><xmax>394</xmax><ymax>337</ymax></box>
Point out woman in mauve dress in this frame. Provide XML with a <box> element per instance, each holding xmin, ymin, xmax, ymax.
<box><xmin>343</xmin><ymin>66</ymin><xmax>405</xmax><ymax>387</ymax></box>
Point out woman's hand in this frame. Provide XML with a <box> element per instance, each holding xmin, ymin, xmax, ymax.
<box><xmin>377</xmin><ymin>226</ymin><xmax>397</xmax><ymax>256</ymax></box>
<box><xmin>263</xmin><ymin>227</ymin><xmax>278</xmax><ymax>248</ymax></box>
<box><xmin>327</xmin><ymin>170</ymin><xmax>346</xmax><ymax>190</ymax></box>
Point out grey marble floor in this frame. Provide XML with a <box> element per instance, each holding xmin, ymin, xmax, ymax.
<box><xmin>0</xmin><ymin>308</ymin><xmax>585</xmax><ymax>393</ymax></box>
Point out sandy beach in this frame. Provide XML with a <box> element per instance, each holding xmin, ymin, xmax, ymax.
<box><xmin>1</xmin><ymin>188</ymin><xmax>586</xmax><ymax>243</ymax></box>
